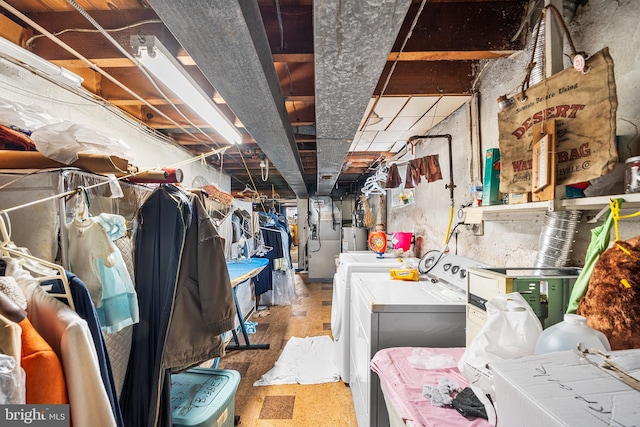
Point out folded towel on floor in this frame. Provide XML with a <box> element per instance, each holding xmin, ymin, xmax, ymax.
<box><xmin>253</xmin><ymin>335</ymin><xmax>339</xmax><ymax>386</ymax></box>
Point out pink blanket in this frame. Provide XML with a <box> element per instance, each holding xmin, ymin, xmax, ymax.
<box><xmin>371</xmin><ymin>347</ymin><xmax>492</xmax><ymax>427</ymax></box>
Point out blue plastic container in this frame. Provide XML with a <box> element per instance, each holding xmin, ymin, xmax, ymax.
<box><xmin>171</xmin><ymin>368</ymin><xmax>241</xmax><ymax>427</ymax></box>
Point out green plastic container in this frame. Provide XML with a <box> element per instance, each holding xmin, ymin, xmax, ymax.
<box><xmin>171</xmin><ymin>368</ymin><xmax>240</xmax><ymax>427</ymax></box>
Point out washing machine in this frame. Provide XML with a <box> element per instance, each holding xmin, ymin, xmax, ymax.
<box><xmin>332</xmin><ymin>251</ymin><xmax>415</xmax><ymax>384</ymax></box>
<box><xmin>349</xmin><ymin>252</ymin><xmax>489</xmax><ymax>427</ymax></box>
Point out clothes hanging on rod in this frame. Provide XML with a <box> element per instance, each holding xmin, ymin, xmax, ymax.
<box><xmin>121</xmin><ymin>184</ymin><xmax>235</xmax><ymax>427</ymax></box>
<box><xmin>45</xmin><ymin>271</ymin><xmax>124</xmax><ymax>426</ymax></box>
<box><xmin>65</xmin><ymin>199</ymin><xmax>140</xmax><ymax>334</ymax></box>
<box><xmin>5</xmin><ymin>256</ymin><xmax>118</xmax><ymax>426</ymax></box>
<box><xmin>0</xmin><ymin>211</ymin><xmax>75</xmax><ymax>311</ymax></box>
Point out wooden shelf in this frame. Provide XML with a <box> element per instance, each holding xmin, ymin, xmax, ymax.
<box><xmin>462</xmin><ymin>193</ymin><xmax>640</xmax><ymax>223</ymax></box>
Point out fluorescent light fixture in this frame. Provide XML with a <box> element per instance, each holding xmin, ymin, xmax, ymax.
<box><xmin>0</xmin><ymin>35</ymin><xmax>84</xmax><ymax>87</ymax></box>
<box><xmin>131</xmin><ymin>35</ymin><xmax>242</xmax><ymax>145</ymax></box>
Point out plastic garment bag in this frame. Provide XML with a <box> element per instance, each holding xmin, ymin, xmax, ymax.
<box><xmin>0</xmin><ymin>354</ymin><xmax>25</xmax><ymax>404</ymax></box>
<box><xmin>458</xmin><ymin>292</ymin><xmax>542</xmax><ymax>399</ymax></box>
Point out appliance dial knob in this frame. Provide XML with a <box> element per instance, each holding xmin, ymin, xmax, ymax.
<box><xmin>443</xmin><ymin>263</ymin><xmax>452</xmax><ymax>271</ymax></box>
<box><xmin>452</xmin><ymin>265</ymin><xmax>460</xmax><ymax>274</ymax></box>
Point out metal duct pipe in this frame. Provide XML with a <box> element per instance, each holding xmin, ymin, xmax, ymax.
<box><xmin>529</xmin><ymin>0</ymin><xmax>582</xmax><ymax>86</ymax></box>
<box><xmin>534</xmin><ymin>210</ymin><xmax>581</xmax><ymax>267</ymax></box>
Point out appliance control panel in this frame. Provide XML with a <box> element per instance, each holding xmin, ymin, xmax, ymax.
<box><xmin>422</xmin><ymin>252</ymin><xmax>489</xmax><ymax>292</ymax></box>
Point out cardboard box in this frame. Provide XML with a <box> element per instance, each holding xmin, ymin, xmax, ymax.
<box><xmin>171</xmin><ymin>368</ymin><xmax>240</xmax><ymax>427</ymax></box>
<box><xmin>491</xmin><ymin>350</ymin><xmax>640</xmax><ymax>427</ymax></box>
<box><xmin>482</xmin><ymin>148</ymin><xmax>502</xmax><ymax>206</ymax></box>
<box><xmin>508</xmin><ymin>192</ymin><xmax>531</xmax><ymax>204</ymax></box>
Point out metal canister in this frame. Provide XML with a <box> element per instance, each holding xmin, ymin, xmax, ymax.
<box><xmin>625</xmin><ymin>156</ymin><xmax>640</xmax><ymax>193</ymax></box>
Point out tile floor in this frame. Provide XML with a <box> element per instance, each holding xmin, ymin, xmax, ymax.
<box><xmin>218</xmin><ymin>271</ymin><xmax>358</xmax><ymax>426</ymax></box>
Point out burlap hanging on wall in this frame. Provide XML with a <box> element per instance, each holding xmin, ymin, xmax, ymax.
<box><xmin>497</xmin><ymin>6</ymin><xmax>618</xmax><ymax>194</ymax></box>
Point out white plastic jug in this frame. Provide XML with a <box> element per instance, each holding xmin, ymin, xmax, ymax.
<box><xmin>535</xmin><ymin>314</ymin><xmax>611</xmax><ymax>354</ymax></box>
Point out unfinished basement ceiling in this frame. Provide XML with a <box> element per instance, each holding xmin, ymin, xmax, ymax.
<box><xmin>0</xmin><ymin>0</ymin><xmax>528</xmax><ymax>199</ymax></box>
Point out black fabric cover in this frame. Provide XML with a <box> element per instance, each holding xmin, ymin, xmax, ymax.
<box><xmin>120</xmin><ymin>184</ymin><xmax>192</xmax><ymax>427</ymax></box>
<box><xmin>452</xmin><ymin>387</ymin><xmax>488</xmax><ymax>420</ymax></box>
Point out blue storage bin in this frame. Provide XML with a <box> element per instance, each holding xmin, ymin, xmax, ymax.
<box><xmin>171</xmin><ymin>368</ymin><xmax>241</xmax><ymax>427</ymax></box>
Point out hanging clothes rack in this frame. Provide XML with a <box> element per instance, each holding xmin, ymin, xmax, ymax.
<box><xmin>0</xmin><ymin>212</ymin><xmax>75</xmax><ymax>311</ymax></box>
<box><xmin>0</xmin><ymin>147</ymin><xmax>229</xmax><ymax>268</ymax></box>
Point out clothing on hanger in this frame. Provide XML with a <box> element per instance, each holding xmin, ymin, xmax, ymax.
<box><xmin>46</xmin><ymin>272</ymin><xmax>124</xmax><ymax>426</ymax></box>
<box><xmin>66</xmin><ymin>214</ymin><xmax>117</xmax><ymax>308</ymax></box>
<box><xmin>93</xmin><ymin>213</ymin><xmax>140</xmax><ymax>334</ymax></box>
<box><xmin>0</xmin><ymin>216</ymin><xmax>74</xmax><ymax>311</ymax></box>
<box><xmin>122</xmin><ymin>184</ymin><xmax>236</xmax><ymax>427</ymax></box>
<box><xmin>6</xmin><ymin>256</ymin><xmax>117</xmax><ymax>427</ymax></box>
<box><xmin>19</xmin><ymin>315</ymin><xmax>68</xmax><ymax>405</ymax></box>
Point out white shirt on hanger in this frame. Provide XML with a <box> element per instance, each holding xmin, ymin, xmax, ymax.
<box><xmin>66</xmin><ymin>217</ymin><xmax>116</xmax><ymax>308</ymax></box>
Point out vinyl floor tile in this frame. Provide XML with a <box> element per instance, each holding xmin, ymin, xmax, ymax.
<box><xmin>259</xmin><ymin>395</ymin><xmax>295</xmax><ymax>419</ymax></box>
<box><xmin>218</xmin><ymin>272</ymin><xmax>358</xmax><ymax>426</ymax></box>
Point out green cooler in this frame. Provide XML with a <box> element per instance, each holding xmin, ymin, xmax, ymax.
<box><xmin>171</xmin><ymin>368</ymin><xmax>241</xmax><ymax>427</ymax></box>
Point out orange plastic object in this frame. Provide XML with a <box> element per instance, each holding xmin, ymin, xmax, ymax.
<box><xmin>368</xmin><ymin>231</ymin><xmax>387</xmax><ymax>255</ymax></box>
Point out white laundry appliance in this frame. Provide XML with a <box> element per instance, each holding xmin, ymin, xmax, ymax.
<box><xmin>349</xmin><ymin>252</ymin><xmax>488</xmax><ymax>427</ymax></box>
<box><xmin>332</xmin><ymin>251</ymin><xmax>414</xmax><ymax>384</ymax></box>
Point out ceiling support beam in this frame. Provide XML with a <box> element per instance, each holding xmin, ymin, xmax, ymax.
<box><xmin>147</xmin><ymin>0</ymin><xmax>308</xmax><ymax>198</ymax></box>
<box><xmin>314</xmin><ymin>0</ymin><xmax>412</xmax><ymax>195</ymax></box>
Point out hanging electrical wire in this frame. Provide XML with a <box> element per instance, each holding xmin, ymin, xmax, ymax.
<box><xmin>24</xmin><ymin>19</ymin><xmax>164</xmax><ymax>49</ymax></box>
<box><xmin>237</xmin><ymin>146</ymin><xmax>267</xmax><ymax>213</ymax></box>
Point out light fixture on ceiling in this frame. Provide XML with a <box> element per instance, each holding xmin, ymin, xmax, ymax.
<box><xmin>131</xmin><ymin>35</ymin><xmax>242</xmax><ymax>145</ymax></box>
<box><xmin>0</xmin><ymin>35</ymin><xmax>84</xmax><ymax>87</ymax></box>
<box><xmin>366</xmin><ymin>110</ymin><xmax>383</xmax><ymax>126</ymax></box>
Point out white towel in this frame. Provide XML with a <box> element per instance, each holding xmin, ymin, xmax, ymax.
<box><xmin>254</xmin><ymin>335</ymin><xmax>340</xmax><ymax>386</ymax></box>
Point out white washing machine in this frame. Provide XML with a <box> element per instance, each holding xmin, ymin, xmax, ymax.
<box><xmin>349</xmin><ymin>253</ymin><xmax>488</xmax><ymax>427</ymax></box>
<box><xmin>332</xmin><ymin>251</ymin><xmax>415</xmax><ymax>384</ymax></box>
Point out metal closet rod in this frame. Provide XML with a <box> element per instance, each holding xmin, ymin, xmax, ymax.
<box><xmin>408</xmin><ymin>134</ymin><xmax>455</xmax><ymax>202</ymax></box>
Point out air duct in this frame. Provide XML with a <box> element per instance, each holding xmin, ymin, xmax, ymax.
<box><xmin>528</xmin><ymin>0</ymin><xmax>582</xmax><ymax>87</ymax></box>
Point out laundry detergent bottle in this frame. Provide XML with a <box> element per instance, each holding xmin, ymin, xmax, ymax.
<box><xmin>368</xmin><ymin>231</ymin><xmax>387</xmax><ymax>258</ymax></box>
<box><xmin>534</xmin><ymin>314</ymin><xmax>611</xmax><ymax>354</ymax></box>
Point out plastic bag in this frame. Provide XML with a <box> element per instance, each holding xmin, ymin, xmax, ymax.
<box><xmin>0</xmin><ymin>354</ymin><xmax>25</xmax><ymax>404</ymax></box>
<box><xmin>31</xmin><ymin>120</ymin><xmax>133</xmax><ymax>164</ymax></box>
<box><xmin>0</xmin><ymin>96</ymin><xmax>62</xmax><ymax>130</ymax></box>
<box><xmin>458</xmin><ymin>292</ymin><xmax>542</xmax><ymax>398</ymax></box>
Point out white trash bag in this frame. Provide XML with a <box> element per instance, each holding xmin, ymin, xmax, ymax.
<box><xmin>458</xmin><ymin>292</ymin><xmax>542</xmax><ymax>398</ymax></box>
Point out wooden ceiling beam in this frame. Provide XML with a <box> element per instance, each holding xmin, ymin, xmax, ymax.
<box><xmin>389</xmin><ymin>50</ymin><xmax>516</xmax><ymax>61</ymax></box>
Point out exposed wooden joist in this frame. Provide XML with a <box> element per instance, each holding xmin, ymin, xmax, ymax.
<box><xmin>389</xmin><ymin>50</ymin><xmax>517</xmax><ymax>61</ymax></box>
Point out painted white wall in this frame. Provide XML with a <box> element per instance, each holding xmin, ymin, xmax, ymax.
<box><xmin>0</xmin><ymin>59</ymin><xmax>230</xmax><ymax>191</ymax></box>
<box><xmin>389</xmin><ymin>0</ymin><xmax>640</xmax><ymax>267</ymax></box>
